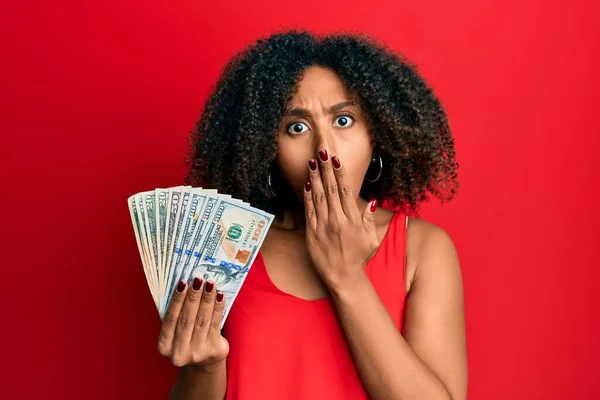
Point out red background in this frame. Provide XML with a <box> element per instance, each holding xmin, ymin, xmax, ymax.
<box><xmin>1</xmin><ymin>0</ymin><xmax>599</xmax><ymax>398</ymax></box>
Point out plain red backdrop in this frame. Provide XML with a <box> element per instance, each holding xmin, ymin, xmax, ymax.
<box><xmin>1</xmin><ymin>0</ymin><xmax>599</xmax><ymax>398</ymax></box>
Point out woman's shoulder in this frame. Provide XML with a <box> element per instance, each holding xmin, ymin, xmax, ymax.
<box><xmin>405</xmin><ymin>215</ymin><xmax>460</xmax><ymax>294</ymax></box>
<box><xmin>372</xmin><ymin>209</ymin><xmax>456</xmax><ymax>260</ymax></box>
<box><xmin>375</xmin><ymin>209</ymin><xmax>452</xmax><ymax>251</ymax></box>
<box><xmin>407</xmin><ymin>216</ymin><xmax>455</xmax><ymax>250</ymax></box>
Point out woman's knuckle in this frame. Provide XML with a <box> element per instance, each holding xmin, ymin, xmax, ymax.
<box><xmin>202</xmin><ymin>351</ymin><xmax>213</xmax><ymax>363</ymax></box>
<box><xmin>164</xmin><ymin>311</ymin><xmax>178</xmax><ymax>324</ymax></box>
<box><xmin>187</xmin><ymin>292</ymin><xmax>199</xmax><ymax>303</ymax></box>
<box><xmin>157</xmin><ymin>328</ymin><xmax>168</xmax><ymax>342</ymax></box>
<box><xmin>315</xmin><ymin>192</ymin><xmax>326</xmax><ymax>204</ymax></box>
<box><xmin>195</xmin><ymin>314</ymin><xmax>208</xmax><ymax>329</ymax></box>
<box><xmin>326</xmin><ymin>184</ymin><xmax>338</xmax><ymax>196</ymax></box>
<box><xmin>171</xmin><ymin>355</ymin><xmax>185</xmax><ymax>368</ymax></box>
<box><xmin>339</xmin><ymin>185</ymin><xmax>351</xmax><ymax>198</ymax></box>
<box><xmin>207</xmin><ymin>347</ymin><xmax>221</xmax><ymax>361</ymax></box>
<box><xmin>210</xmin><ymin>317</ymin><xmax>221</xmax><ymax>330</ymax></box>
<box><xmin>190</xmin><ymin>352</ymin><xmax>204</xmax><ymax>365</ymax></box>
<box><xmin>178</xmin><ymin>315</ymin><xmax>191</xmax><ymax>329</ymax></box>
<box><xmin>157</xmin><ymin>341</ymin><xmax>169</xmax><ymax>356</ymax></box>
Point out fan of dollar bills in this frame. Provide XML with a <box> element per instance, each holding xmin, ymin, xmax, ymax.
<box><xmin>127</xmin><ymin>186</ymin><xmax>274</xmax><ymax>326</ymax></box>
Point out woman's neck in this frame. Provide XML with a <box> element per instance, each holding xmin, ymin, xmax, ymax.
<box><xmin>273</xmin><ymin>205</ymin><xmax>306</xmax><ymax>232</ymax></box>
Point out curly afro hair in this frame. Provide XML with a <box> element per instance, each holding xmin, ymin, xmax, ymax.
<box><xmin>184</xmin><ymin>29</ymin><xmax>460</xmax><ymax>218</ymax></box>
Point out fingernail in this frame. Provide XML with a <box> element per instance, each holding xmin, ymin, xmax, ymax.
<box><xmin>319</xmin><ymin>149</ymin><xmax>328</xmax><ymax>162</ymax></box>
<box><xmin>177</xmin><ymin>280</ymin><xmax>186</xmax><ymax>293</ymax></box>
<box><xmin>332</xmin><ymin>156</ymin><xmax>341</xmax><ymax>169</ymax></box>
<box><xmin>304</xmin><ymin>181</ymin><xmax>311</xmax><ymax>191</ymax></box>
<box><xmin>370</xmin><ymin>199</ymin><xmax>378</xmax><ymax>213</ymax></box>
<box><xmin>205</xmin><ymin>281</ymin><xmax>215</xmax><ymax>294</ymax></box>
<box><xmin>192</xmin><ymin>277</ymin><xmax>202</xmax><ymax>291</ymax></box>
<box><xmin>216</xmin><ymin>292</ymin><xmax>224</xmax><ymax>303</ymax></box>
<box><xmin>308</xmin><ymin>159</ymin><xmax>317</xmax><ymax>171</ymax></box>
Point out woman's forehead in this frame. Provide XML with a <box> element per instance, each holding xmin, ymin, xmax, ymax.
<box><xmin>282</xmin><ymin>66</ymin><xmax>363</xmax><ymax>116</ymax></box>
<box><xmin>284</xmin><ymin>99</ymin><xmax>358</xmax><ymax>118</ymax></box>
<box><xmin>293</xmin><ymin>66</ymin><xmax>347</xmax><ymax>95</ymax></box>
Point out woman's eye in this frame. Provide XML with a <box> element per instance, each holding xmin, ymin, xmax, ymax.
<box><xmin>287</xmin><ymin>122</ymin><xmax>309</xmax><ymax>135</ymax></box>
<box><xmin>287</xmin><ymin>115</ymin><xmax>354</xmax><ymax>135</ymax></box>
<box><xmin>334</xmin><ymin>115</ymin><xmax>354</xmax><ymax>128</ymax></box>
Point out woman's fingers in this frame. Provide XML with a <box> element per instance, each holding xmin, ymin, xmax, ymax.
<box><xmin>173</xmin><ymin>277</ymin><xmax>204</xmax><ymax>349</ymax></box>
<box><xmin>158</xmin><ymin>278</ymin><xmax>229</xmax><ymax>368</ymax></box>
<box><xmin>207</xmin><ymin>291</ymin><xmax>226</xmax><ymax>343</ymax></box>
<box><xmin>331</xmin><ymin>155</ymin><xmax>361</xmax><ymax>221</ymax></box>
<box><xmin>308</xmin><ymin>158</ymin><xmax>328</xmax><ymax>222</ymax></box>
<box><xmin>317</xmin><ymin>149</ymin><xmax>343</xmax><ymax>218</ymax></box>
<box><xmin>304</xmin><ymin>180</ymin><xmax>317</xmax><ymax>231</ymax></box>
<box><xmin>157</xmin><ymin>280</ymin><xmax>188</xmax><ymax>355</ymax></box>
<box><xmin>190</xmin><ymin>280</ymin><xmax>217</xmax><ymax>346</ymax></box>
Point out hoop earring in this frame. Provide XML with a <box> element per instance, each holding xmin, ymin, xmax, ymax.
<box><xmin>268</xmin><ymin>171</ymin><xmax>277</xmax><ymax>197</ymax></box>
<box><xmin>365</xmin><ymin>153</ymin><xmax>383</xmax><ymax>183</ymax></box>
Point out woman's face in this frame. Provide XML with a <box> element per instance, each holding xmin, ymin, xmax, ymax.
<box><xmin>276</xmin><ymin>66</ymin><xmax>372</xmax><ymax>206</ymax></box>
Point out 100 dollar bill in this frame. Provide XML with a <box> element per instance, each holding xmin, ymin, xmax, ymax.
<box><xmin>162</xmin><ymin>188</ymin><xmax>219</xmax><ymax>315</ymax></box>
<box><xmin>129</xmin><ymin>187</ymin><xmax>274</xmax><ymax>323</ymax></box>
<box><xmin>175</xmin><ymin>199</ymin><xmax>274</xmax><ymax>327</ymax></box>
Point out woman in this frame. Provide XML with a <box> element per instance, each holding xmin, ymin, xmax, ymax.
<box><xmin>157</xmin><ymin>29</ymin><xmax>467</xmax><ymax>399</ymax></box>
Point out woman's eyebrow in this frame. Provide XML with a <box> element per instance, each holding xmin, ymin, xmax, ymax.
<box><xmin>284</xmin><ymin>100</ymin><xmax>357</xmax><ymax>118</ymax></box>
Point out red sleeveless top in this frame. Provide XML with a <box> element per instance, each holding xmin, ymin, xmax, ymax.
<box><xmin>223</xmin><ymin>212</ymin><xmax>408</xmax><ymax>399</ymax></box>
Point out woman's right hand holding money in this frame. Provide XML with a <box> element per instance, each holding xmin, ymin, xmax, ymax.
<box><xmin>157</xmin><ymin>278</ymin><xmax>229</xmax><ymax>370</ymax></box>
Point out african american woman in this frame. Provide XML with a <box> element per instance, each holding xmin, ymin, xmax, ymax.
<box><xmin>156</xmin><ymin>30</ymin><xmax>468</xmax><ymax>400</ymax></box>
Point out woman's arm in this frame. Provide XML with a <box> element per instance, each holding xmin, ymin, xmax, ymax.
<box><xmin>330</xmin><ymin>221</ymin><xmax>468</xmax><ymax>400</ymax></box>
<box><xmin>302</xmin><ymin>152</ymin><xmax>467</xmax><ymax>398</ymax></box>
<box><xmin>170</xmin><ymin>361</ymin><xmax>227</xmax><ymax>400</ymax></box>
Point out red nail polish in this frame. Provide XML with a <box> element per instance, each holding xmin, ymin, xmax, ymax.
<box><xmin>308</xmin><ymin>159</ymin><xmax>317</xmax><ymax>171</ymax></box>
<box><xmin>319</xmin><ymin>149</ymin><xmax>328</xmax><ymax>162</ymax></box>
<box><xmin>205</xmin><ymin>281</ymin><xmax>215</xmax><ymax>293</ymax></box>
<box><xmin>332</xmin><ymin>156</ymin><xmax>341</xmax><ymax>169</ymax></box>
<box><xmin>177</xmin><ymin>280</ymin><xmax>186</xmax><ymax>293</ymax></box>
<box><xmin>216</xmin><ymin>292</ymin><xmax>224</xmax><ymax>303</ymax></box>
<box><xmin>192</xmin><ymin>277</ymin><xmax>202</xmax><ymax>291</ymax></box>
<box><xmin>304</xmin><ymin>181</ymin><xmax>311</xmax><ymax>191</ymax></box>
<box><xmin>370</xmin><ymin>200</ymin><xmax>378</xmax><ymax>213</ymax></box>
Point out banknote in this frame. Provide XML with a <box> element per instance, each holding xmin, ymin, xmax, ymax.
<box><xmin>163</xmin><ymin>188</ymin><xmax>217</xmax><ymax>314</ymax></box>
<box><xmin>162</xmin><ymin>191</ymin><xmax>225</xmax><ymax>312</ymax></box>
<box><xmin>185</xmin><ymin>199</ymin><xmax>274</xmax><ymax>327</ymax></box>
<box><xmin>161</xmin><ymin>187</ymin><xmax>191</xmax><ymax>313</ymax></box>
<box><xmin>128</xmin><ymin>187</ymin><xmax>273</xmax><ymax>323</ymax></box>
<box><xmin>142</xmin><ymin>191</ymin><xmax>161</xmax><ymax>302</ymax></box>
<box><xmin>128</xmin><ymin>194</ymin><xmax>157</xmax><ymax>306</ymax></box>
<box><xmin>176</xmin><ymin>194</ymin><xmax>221</xmax><ymax>287</ymax></box>
<box><xmin>155</xmin><ymin>189</ymin><xmax>169</xmax><ymax>305</ymax></box>
<box><xmin>160</xmin><ymin>186</ymin><xmax>183</xmax><ymax>312</ymax></box>
<box><xmin>135</xmin><ymin>193</ymin><xmax>159</xmax><ymax>306</ymax></box>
